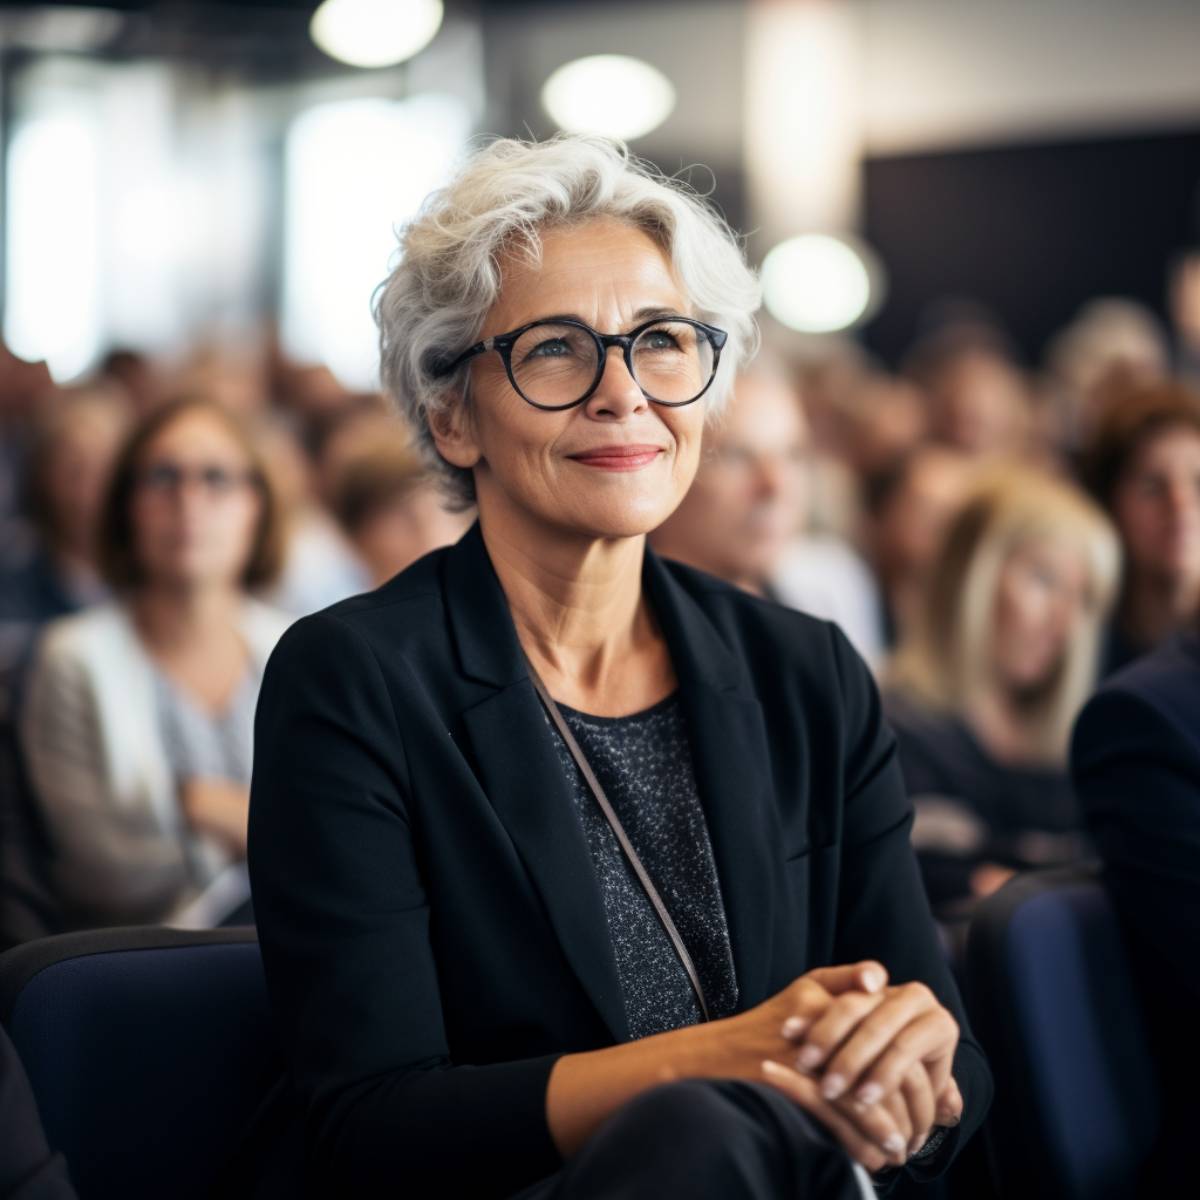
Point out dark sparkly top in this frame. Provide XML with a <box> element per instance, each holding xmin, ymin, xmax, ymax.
<box><xmin>546</xmin><ymin>692</ymin><xmax>739</xmax><ymax>1041</ymax></box>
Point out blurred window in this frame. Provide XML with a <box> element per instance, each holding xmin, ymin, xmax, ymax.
<box><xmin>280</xmin><ymin>94</ymin><xmax>470</xmax><ymax>391</ymax></box>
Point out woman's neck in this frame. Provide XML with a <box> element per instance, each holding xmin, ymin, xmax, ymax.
<box><xmin>131</xmin><ymin>581</ymin><xmax>243</xmax><ymax>653</ymax></box>
<box><xmin>1120</xmin><ymin>573</ymin><xmax>1200</xmax><ymax>649</ymax></box>
<box><xmin>480</xmin><ymin>510</ymin><xmax>671</xmax><ymax>713</ymax></box>
<box><xmin>966</xmin><ymin>685</ymin><xmax>1054</xmax><ymax>767</ymax></box>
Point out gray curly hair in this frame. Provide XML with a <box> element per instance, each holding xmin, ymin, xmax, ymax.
<box><xmin>373</xmin><ymin>134</ymin><xmax>762</xmax><ymax>508</ymax></box>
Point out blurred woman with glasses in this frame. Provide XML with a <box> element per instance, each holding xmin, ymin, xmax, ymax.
<box><xmin>243</xmin><ymin>136</ymin><xmax>991</xmax><ymax>1200</ymax></box>
<box><xmin>19</xmin><ymin>397</ymin><xmax>292</xmax><ymax>931</ymax></box>
<box><xmin>885</xmin><ymin>465</ymin><xmax>1120</xmax><ymax>920</ymax></box>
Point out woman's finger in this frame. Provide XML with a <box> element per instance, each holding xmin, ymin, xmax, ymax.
<box><xmin>900</xmin><ymin>1065</ymin><xmax>936</xmax><ymax>1157</ymax></box>
<box><xmin>810</xmin><ymin>983</ymin><xmax>938</xmax><ymax>1098</ymax></box>
<box><xmin>934</xmin><ymin>1074</ymin><xmax>963</xmax><ymax>1127</ymax></box>
<box><xmin>852</xmin><ymin>1010</ymin><xmax>960</xmax><ymax>1107</ymax></box>
<box><xmin>872</xmin><ymin>1088</ymin><xmax>912</xmax><ymax>1150</ymax></box>
<box><xmin>760</xmin><ymin>1060</ymin><xmax>903</xmax><ymax>1172</ymax></box>
<box><xmin>795</xmin><ymin>992</ymin><xmax>887</xmax><ymax>1079</ymax></box>
<box><xmin>803</xmin><ymin>961</ymin><xmax>889</xmax><ymax>999</ymax></box>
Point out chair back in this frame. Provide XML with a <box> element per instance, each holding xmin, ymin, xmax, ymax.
<box><xmin>0</xmin><ymin>926</ymin><xmax>279</xmax><ymax>1200</ymax></box>
<box><xmin>965</xmin><ymin>865</ymin><xmax>1161</xmax><ymax>1200</ymax></box>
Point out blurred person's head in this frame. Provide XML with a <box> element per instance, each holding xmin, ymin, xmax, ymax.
<box><xmin>1082</xmin><ymin>379</ymin><xmax>1200</xmax><ymax>599</ymax></box>
<box><xmin>98</xmin><ymin>397</ymin><xmax>284</xmax><ymax>596</ymax></box>
<box><xmin>373</xmin><ymin>135</ymin><xmax>759</xmax><ymax>541</ymax></box>
<box><xmin>99</xmin><ymin>349</ymin><xmax>167</xmax><ymax>416</ymax></box>
<box><xmin>865</xmin><ymin>445</ymin><xmax>973</xmax><ymax>620</ymax></box>
<box><xmin>834</xmin><ymin>373</ymin><xmax>928</xmax><ymax>479</ymax></box>
<box><xmin>1045</xmin><ymin>299</ymin><xmax>1170</xmax><ymax>448</ymax></box>
<box><xmin>0</xmin><ymin>342</ymin><xmax>53</xmax><ymax>422</ymax></box>
<box><xmin>25</xmin><ymin>385</ymin><xmax>132</xmax><ymax>565</ymax></box>
<box><xmin>650</xmin><ymin>365</ymin><xmax>809</xmax><ymax>591</ymax></box>
<box><xmin>923</xmin><ymin>346</ymin><xmax>1032</xmax><ymax>457</ymax></box>
<box><xmin>330</xmin><ymin>429</ymin><xmax>473</xmax><ymax>586</ymax></box>
<box><xmin>891</xmin><ymin>466</ymin><xmax>1120</xmax><ymax>760</ymax></box>
<box><xmin>1169</xmin><ymin>248</ymin><xmax>1200</xmax><ymax>352</ymax></box>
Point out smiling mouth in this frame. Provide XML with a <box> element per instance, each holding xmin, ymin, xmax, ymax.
<box><xmin>567</xmin><ymin>445</ymin><xmax>665</xmax><ymax>471</ymax></box>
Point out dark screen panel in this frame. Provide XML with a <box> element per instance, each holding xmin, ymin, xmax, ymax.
<box><xmin>861</xmin><ymin>127</ymin><xmax>1200</xmax><ymax>366</ymax></box>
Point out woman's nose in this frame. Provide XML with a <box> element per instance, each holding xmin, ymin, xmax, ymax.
<box><xmin>584</xmin><ymin>347</ymin><xmax>649</xmax><ymax>419</ymax></box>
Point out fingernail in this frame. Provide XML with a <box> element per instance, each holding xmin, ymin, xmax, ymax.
<box><xmin>781</xmin><ymin>1016</ymin><xmax>807</xmax><ymax>1039</ymax></box>
<box><xmin>862</xmin><ymin>969</ymin><xmax>885</xmax><ymax>993</ymax></box>
<box><xmin>761</xmin><ymin>1059</ymin><xmax>782</xmax><ymax>1076</ymax></box>
<box><xmin>796</xmin><ymin>1044</ymin><xmax>823</xmax><ymax>1071</ymax></box>
<box><xmin>884</xmin><ymin>1133</ymin><xmax>906</xmax><ymax>1160</ymax></box>
<box><xmin>909</xmin><ymin>1138</ymin><xmax>924</xmax><ymax>1157</ymax></box>
<box><xmin>821</xmin><ymin>1073</ymin><xmax>846</xmax><ymax>1100</ymax></box>
<box><xmin>856</xmin><ymin>1082</ymin><xmax>884</xmax><ymax>1106</ymax></box>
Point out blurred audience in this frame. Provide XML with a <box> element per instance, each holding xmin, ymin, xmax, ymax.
<box><xmin>0</xmin><ymin>386</ymin><xmax>131</xmax><ymax>703</ymax></box>
<box><xmin>884</xmin><ymin>465</ymin><xmax>1120</xmax><ymax>919</ymax></box>
<box><xmin>1081</xmin><ymin>378</ymin><xmax>1200</xmax><ymax>674</ymax></box>
<box><xmin>863</xmin><ymin>445</ymin><xmax>973</xmax><ymax>648</ymax></box>
<box><xmin>1044</xmin><ymin>298</ymin><xmax>1170</xmax><ymax>454</ymax></box>
<box><xmin>18</xmin><ymin>397</ymin><xmax>292</xmax><ymax>931</ymax></box>
<box><xmin>328</xmin><ymin>426</ymin><xmax>472</xmax><ymax>586</ymax></box>
<box><xmin>906</xmin><ymin>321</ymin><xmax>1034</xmax><ymax>460</ymax></box>
<box><xmin>256</xmin><ymin>415</ymin><xmax>370</xmax><ymax>615</ymax></box>
<box><xmin>650</xmin><ymin>366</ymin><xmax>883</xmax><ymax>664</ymax></box>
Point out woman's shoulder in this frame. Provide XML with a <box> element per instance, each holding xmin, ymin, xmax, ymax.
<box><xmin>265</xmin><ymin>546</ymin><xmax>452</xmax><ymax>666</ymax></box>
<box><xmin>657</xmin><ymin>556</ymin><xmax>865</xmax><ymax>693</ymax></box>
<box><xmin>33</xmin><ymin>602</ymin><xmax>132</xmax><ymax>665</ymax></box>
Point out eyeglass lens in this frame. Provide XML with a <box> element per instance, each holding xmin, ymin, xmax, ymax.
<box><xmin>138</xmin><ymin>462</ymin><xmax>254</xmax><ymax>496</ymax></box>
<box><xmin>509</xmin><ymin>320</ymin><xmax>715</xmax><ymax>408</ymax></box>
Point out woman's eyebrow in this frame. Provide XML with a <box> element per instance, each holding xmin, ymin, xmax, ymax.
<box><xmin>523</xmin><ymin>306</ymin><xmax>688</xmax><ymax>329</ymax></box>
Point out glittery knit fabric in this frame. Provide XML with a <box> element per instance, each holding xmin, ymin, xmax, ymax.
<box><xmin>546</xmin><ymin>693</ymin><xmax>739</xmax><ymax>1041</ymax></box>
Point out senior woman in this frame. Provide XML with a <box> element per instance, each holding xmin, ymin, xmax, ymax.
<box><xmin>244</xmin><ymin>137</ymin><xmax>991</xmax><ymax>1199</ymax></box>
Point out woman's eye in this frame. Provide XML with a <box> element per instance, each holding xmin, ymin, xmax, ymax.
<box><xmin>643</xmin><ymin>330</ymin><xmax>681</xmax><ymax>350</ymax></box>
<box><xmin>528</xmin><ymin>338</ymin><xmax>572</xmax><ymax>358</ymax></box>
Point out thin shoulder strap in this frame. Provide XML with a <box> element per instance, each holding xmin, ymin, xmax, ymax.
<box><xmin>523</xmin><ymin>655</ymin><xmax>712</xmax><ymax>1023</ymax></box>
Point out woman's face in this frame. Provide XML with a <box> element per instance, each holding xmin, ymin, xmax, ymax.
<box><xmin>990</xmin><ymin>538</ymin><xmax>1090</xmax><ymax>692</ymax></box>
<box><xmin>1112</xmin><ymin>424</ymin><xmax>1200</xmax><ymax>587</ymax></box>
<box><xmin>434</xmin><ymin>218</ymin><xmax>707</xmax><ymax>541</ymax></box>
<box><xmin>129</xmin><ymin>408</ymin><xmax>263</xmax><ymax>591</ymax></box>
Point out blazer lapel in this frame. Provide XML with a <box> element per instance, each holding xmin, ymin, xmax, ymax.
<box><xmin>446</xmin><ymin>526</ymin><xmax>630</xmax><ymax>1042</ymax></box>
<box><xmin>644</xmin><ymin>553</ymin><xmax>781</xmax><ymax>1012</ymax></box>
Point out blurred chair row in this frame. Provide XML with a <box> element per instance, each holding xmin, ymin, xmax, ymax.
<box><xmin>0</xmin><ymin>866</ymin><xmax>1162</xmax><ymax>1200</ymax></box>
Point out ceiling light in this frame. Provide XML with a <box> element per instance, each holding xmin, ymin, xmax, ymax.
<box><xmin>310</xmin><ymin>0</ymin><xmax>443</xmax><ymax>69</ymax></box>
<box><xmin>541</xmin><ymin>55</ymin><xmax>675</xmax><ymax>140</ymax></box>
<box><xmin>761</xmin><ymin>234</ymin><xmax>884</xmax><ymax>334</ymax></box>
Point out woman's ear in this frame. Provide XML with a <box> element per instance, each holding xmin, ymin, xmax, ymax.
<box><xmin>428</xmin><ymin>396</ymin><xmax>482</xmax><ymax>471</ymax></box>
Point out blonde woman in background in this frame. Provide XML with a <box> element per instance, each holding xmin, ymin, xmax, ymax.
<box><xmin>884</xmin><ymin>465</ymin><xmax>1120</xmax><ymax>919</ymax></box>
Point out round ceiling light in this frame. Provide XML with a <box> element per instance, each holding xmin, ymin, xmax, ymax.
<box><xmin>309</xmin><ymin>0</ymin><xmax>444</xmax><ymax>69</ymax></box>
<box><xmin>760</xmin><ymin>234</ymin><xmax>884</xmax><ymax>334</ymax></box>
<box><xmin>541</xmin><ymin>55</ymin><xmax>675</xmax><ymax>140</ymax></box>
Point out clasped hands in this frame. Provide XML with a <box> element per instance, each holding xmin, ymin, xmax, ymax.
<box><xmin>748</xmin><ymin>961</ymin><xmax>962</xmax><ymax>1175</ymax></box>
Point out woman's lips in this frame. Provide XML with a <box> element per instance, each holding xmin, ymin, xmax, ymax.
<box><xmin>567</xmin><ymin>445</ymin><xmax>665</xmax><ymax>471</ymax></box>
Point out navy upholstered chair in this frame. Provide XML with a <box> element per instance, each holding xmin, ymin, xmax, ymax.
<box><xmin>965</xmin><ymin>865</ymin><xmax>1161</xmax><ymax>1200</ymax></box>
<box><xmin>0</xmin><ymin>926</ymin><xmax>278</xmax><ymax>1200</ymax></box>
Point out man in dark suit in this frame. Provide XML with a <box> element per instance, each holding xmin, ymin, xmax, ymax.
<box><xmin>1071</xmin><ymin>631</ymin><xmax>1200</xmax><ymax>1190</ymax></box>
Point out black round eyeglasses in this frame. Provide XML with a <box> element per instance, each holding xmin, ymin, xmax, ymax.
<box><xmin>432</xmin><ymin>315</ymin><xmax>728</xmax><ymax>411</ymax></box>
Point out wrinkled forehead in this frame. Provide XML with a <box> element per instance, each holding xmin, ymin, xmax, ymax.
<box><xmin>483</xmin><ymin>217</ymin><xmax>690</xmax><ymax>337</ymax></box>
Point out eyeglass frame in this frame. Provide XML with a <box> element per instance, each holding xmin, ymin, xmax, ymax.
<box><xmin>432</xmin><ymin>314</ymin><xmax>728</xmax><ymax>411</ymax></box>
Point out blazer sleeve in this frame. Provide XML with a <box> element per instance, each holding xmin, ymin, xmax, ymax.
<box><xmin>1071</xmin><ymin>685</ymin><xmax>1200</xmax><ymax>1007</ymax></box>
<box><xmin>825</xmin><ymin>625</ymin><xmax>993</xmax><ymax>1181</ymax></box>
<box><xmin>247</xmin><ymin>612</ymin><xmax>563</xmax><ymax>1195</ymax></box>
<box><xmin>19</xmin><ymin>634</ymin><xmax>191</xmax><ymax>922</ymax></box>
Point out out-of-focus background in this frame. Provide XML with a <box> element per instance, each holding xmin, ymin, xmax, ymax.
<box><xmin>2</xmin><ymin>0</ymin><xmax>1199</xmax><ymax>959</ymax></box>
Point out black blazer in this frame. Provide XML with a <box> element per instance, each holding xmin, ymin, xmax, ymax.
<box><xmin>245</xmin><ymin>523</ymin><xmax>991</xmax><ymax>1197</ymax></box>
<box><xmin>1071</xmin><ymin>633</ymin><xmax>1200</xmax><ymax>1186</ymax></box>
